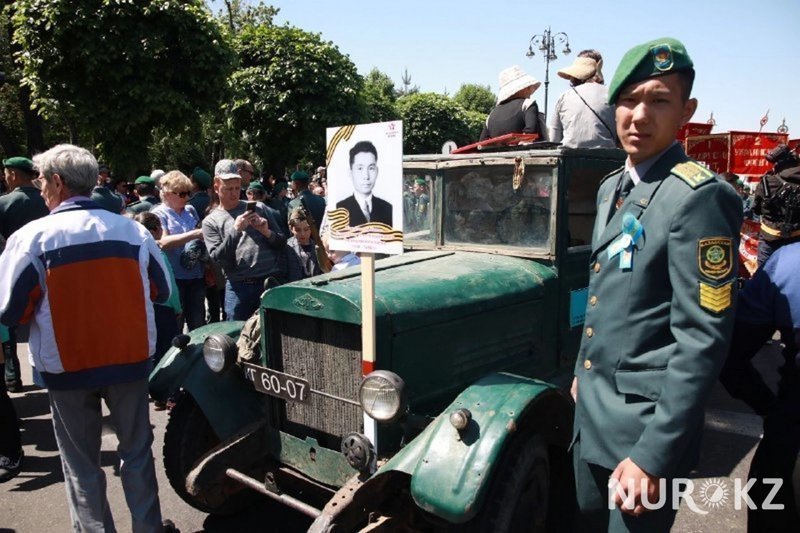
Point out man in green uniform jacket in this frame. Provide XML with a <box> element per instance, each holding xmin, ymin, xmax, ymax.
<box><xmin>571</xmin><ymin>38</ymin><xmax>743</xmax><ymax>532</ymax></box>
<box><xmin>126</xmin><ymin>176</ymin><xmax>161</xmax><ymax>215</ymax></box>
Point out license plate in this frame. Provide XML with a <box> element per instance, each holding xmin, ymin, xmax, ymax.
<box><xmin>242</xmin><ymin>363</ymin><xmax>310</xmax><ymax>404</ymax></box>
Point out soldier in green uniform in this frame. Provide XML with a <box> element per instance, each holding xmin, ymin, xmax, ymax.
<box><xmin>570</xmin><ymin>38</ymin><xmax>743</xmax><ymax>531</ymax></box>
<box><xmin>126</xmin><ymin>175</ymin><xmax>161</xmax><ymax>215</ymax></box>
<box><xmin>0</xmin><ymin>157</ymin><xmax>49</xmax><ymax>392</ymax></box>
<box><xmin>188</xmin><ymin>167</ymin><xmax>212</xmax><ymax>220</ymax></box>
<box><xmin>288</xmin><ymin>171</ymin><xmax>326</xmax><ymax>234</ymax></box>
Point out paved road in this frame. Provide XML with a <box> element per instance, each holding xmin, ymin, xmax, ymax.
<box><xmin>2</xmin><ymin>340</ymin><xmax>781</xmax><ymax>532</ymax></box>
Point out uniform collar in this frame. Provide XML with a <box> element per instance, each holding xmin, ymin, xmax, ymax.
<box><xmin>625</xmin><ymin>141</ymin><xmax>679</xmax><ymax>185</ymax></box>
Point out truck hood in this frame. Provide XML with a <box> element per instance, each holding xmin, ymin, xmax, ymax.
<box><xmin>262</xmin><ymin>251</ymin><xmax>555</xmax><ymax>332</ymax></box>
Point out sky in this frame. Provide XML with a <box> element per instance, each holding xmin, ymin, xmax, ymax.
<box><xmin>210</xmin><ymin>0</ymin><xmax>800</xmax><ymax>137</ymax></box>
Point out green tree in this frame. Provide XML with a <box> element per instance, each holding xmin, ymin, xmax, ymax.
<box><xmin>361</xmin><ymin>68</ymin><xmax>398</xmax><ymax>123</ymax></box>
<box><xmin>396</xmin><ymin>93</ymin><xmax>476</xmax><ymax>154</ymax></box>
<box><xmin>229</xmin><ymin>23</ymin><xmax>363</xmax><ymax>176</ymax></box>
<box><xmin>453</xmin><ymin>83</ymin><xmax>495</xmax><ymax>115</ymax></box>
<box><xmin>10</xmin><ymin>0</ymin><xmax>235</xmax><ymax>176</ymax></box>
<box><xmin>216</xmin><ymin>0</ymin><xmax>278</xmax><ymax>32</ymax></box>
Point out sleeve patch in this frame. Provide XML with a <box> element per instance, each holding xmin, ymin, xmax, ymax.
<box><xmin>699</xmin><ymin>281</ymin><xmax>733</xmax><ymax>313</ymax></box>
<box><xmin>698</xmin><ymin>237</ymin><xmax>734</xmax><ymax>280</ymax></box>
<box><xmin>672</xmin><ymin>161</ymin><xmax>715</xmax><ymax>188</ymax></box>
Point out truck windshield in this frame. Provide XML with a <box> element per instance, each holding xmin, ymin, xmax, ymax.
<box><xmin>443</xmin><ymin>164</ymin><xmax>552</xmax><ymax>250</ymax></box>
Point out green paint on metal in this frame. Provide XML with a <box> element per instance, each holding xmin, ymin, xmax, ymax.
<box><xmin>266</xmin><ymin>428</ymin><xmax>358</xmax><ymax>488</ymax></box>
<box><xmin>261</xmin><ymin>251</ymin><xmax>555</xmax><ymax>330</ymax></box>
<box><xmin>375</xmin><ymin>373</ymin><xmax>556</xmax><ymax>524</ymax></box>
<box><xmin>148</xmin><ymin>321</ymin><xmax>266</xmax><ymax>441</ymax></box>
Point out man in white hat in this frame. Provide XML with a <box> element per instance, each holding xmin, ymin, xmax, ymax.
<box><xmin>548</xmin><ymin>49</ymin><xmax>617</xmax><ymax>149</ymax></box>
<box><xmin>479</xmin><ymin>65</ymin><xmax>545</xmax><ymax>141</ymax></box>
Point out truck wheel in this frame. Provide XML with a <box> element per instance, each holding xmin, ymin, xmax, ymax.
<box><xmin>468</xmin><ymin>433</ymin><xmax>549</xmax><ymax>533</ymax></box>
<box><xmin>163</xmin><ymin>392</ymin><xmax>251</xmax><ymax>515</ymax></box>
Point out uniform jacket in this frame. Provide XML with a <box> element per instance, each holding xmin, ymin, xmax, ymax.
<box><xmin>126</xmin><ymin>195</ymin><xmax>161</xmax><ymax>215</ymax></box>
<box><xmin>0</xmin><ymin>198</ymin><xmax>171</xmax><ymax>390</ymax></box>
<box><xmin>573</xmin><ymin>143</ymin><xmax>743</xmax><ymax>478</ymax></box>
<box><xmin>0</xmin><ymin>185</ymin><xmax>49</xmax><ymax>240</ymax></box>
<box><xmin>336</xmin><ymin>194</ymin><xmax>393</xmax><ymax>227</ymax></box>
<box><xmin>288</xmin><ymin>190</ymin><xmax>326</xmax><ymax>233</ymax></box>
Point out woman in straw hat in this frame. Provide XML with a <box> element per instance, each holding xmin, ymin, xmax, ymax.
<box><xmin>548</xmin><ymin>49</ymin><xmax>617</xmax><ymax>149</ymax></box>
<box><xmin>479</xmin><ymin>65</ymin><xmax>545</xmax><ymax>141</ymax></box>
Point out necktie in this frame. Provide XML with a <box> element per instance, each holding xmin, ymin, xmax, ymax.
<box><xmin>615</xmin><ymin>171</ymin><xmax>634</xmax><ymax>211</ymax></box>
<box><xmin>361</xmin><ymin>200</ymin><xmax>371</xmax><ymax>222</ymax></box>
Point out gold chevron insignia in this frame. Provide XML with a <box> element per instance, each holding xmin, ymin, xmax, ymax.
<box><xmin>699</xmin><ymin>281</ymin><xmax>732</xmax><ymax>313</ymax></box>
<box><xmin>672</xmin><ymin>161</ymin><xmax>714</xmax><ymax>188</ymax></box>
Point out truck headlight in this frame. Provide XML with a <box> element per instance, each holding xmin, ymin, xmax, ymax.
<box><xmin>202</xmin><ymin>334</ymin><xmax>237</xmax><ymax>374</ymax></box>
<box><xmin>359</xmin><ymin>371</ymin><xmax>407</xmax><ymax>423</ymax></box>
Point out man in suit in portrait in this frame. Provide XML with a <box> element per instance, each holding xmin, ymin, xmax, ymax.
<box><xmin>337</xmin><ymin>140</ymin><xmax>393</xmax><ymax>227</ymax></box>
<box><xmin>570</xmin><ymin>38</ymin><xmax>743</xmax><ymax>532</ymax></box>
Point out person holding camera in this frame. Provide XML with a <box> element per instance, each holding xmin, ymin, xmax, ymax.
<box><xmin>752</xmin><ymin>144</ymin><xmax>800</xmax><ymax>267</ymax></box>
<box><xmin>202</xmin><ymin>159</ymin><xmax>287</xmax><ymax>321</ymax></box>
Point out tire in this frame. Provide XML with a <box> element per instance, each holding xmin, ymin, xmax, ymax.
<box><xmin>467</xmin><ymin>433</ymin><xmax>550</xmax><ymax>533</ymax></box>
<box><xmin>163</xmin><ymin>392</ymin><xmax>253</xmax><ymax>515</ymax></box>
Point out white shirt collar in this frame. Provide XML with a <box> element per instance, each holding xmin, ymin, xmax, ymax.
<box><xmin>625</xmin><ymin>141</ymin><xmax>679</xmax><ymax>185</ymax></box>
<box><xmin>353</xmin><ymin>191</ymin><xmax>373</xmax><ymax>207</ymax></box>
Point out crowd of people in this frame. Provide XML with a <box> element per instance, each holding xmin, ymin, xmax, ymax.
<box><xmin>0</xmin><ymin>148</ymin><xmax>357</xmax><ymax>531</ymax></box>
<box><xmin>0</xmin><ymin>35</ymin><xmax>799</xmax><ymax>533</ymax></box>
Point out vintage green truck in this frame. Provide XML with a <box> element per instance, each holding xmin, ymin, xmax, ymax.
<box><xmin>149</xmin><ymin>146</ymin><xmax>625</xmax><ymax>531</ymax></box>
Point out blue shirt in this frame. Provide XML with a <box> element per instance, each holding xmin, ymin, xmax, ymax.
<box><xmin>737</xmin><ymin>241</ymin><xmax>800</xmax><ymax>329</ymax></box>
<box><xmin>151</xmin><ymin>204</ymin><xmax>203</xmax><ymax>279</ymax></box>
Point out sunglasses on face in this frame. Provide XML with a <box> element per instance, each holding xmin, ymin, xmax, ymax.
<box><xmin>169</xmin><ymin>191</ymin><xmax>190</xmax><ymax>198</ymax></box>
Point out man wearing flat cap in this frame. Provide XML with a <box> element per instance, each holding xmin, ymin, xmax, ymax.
<box><xmin>126</xmin><ymin>175</ymin><xmax>161</xmax><ymax>215</ymax></box>
<box><xmin>549</xmin><ymin>49</ymin><xmax>617</xmax><ymax>149</ymax></box>
<box><xmin>570</xmin><ymin>38</ymin><xmax>743</xmax><ymax>531</ymax></box>
<box><xmin>0</xmin><ymin>156</ymin><xmax>49</xmax><ymax>392</ymax></box>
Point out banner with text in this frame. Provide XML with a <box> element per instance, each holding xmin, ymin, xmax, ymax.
<box><xmin>685</xmin><ymin>134</ymin><xmax>729</xmax><ymax>174</ymax></box>
<box><xmin>729</xmin><ymin>131</ymin><xmax>789</xmax><ymax>176</ymax></box>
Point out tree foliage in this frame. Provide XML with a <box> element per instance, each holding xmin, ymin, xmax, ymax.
<box><xmin>361</xmin><ymin>68</ymin><xmax>398</xmax><ymax>123</ymax></box>
<box><xmin>453</xmin><ymin>83</ymin><xmax>495</xmax><ymax>115</ymax></box>
<box><xmin>229</xmin><ymin>23</ymin><xmax>363</xmax><ymax>175</ymax></box>
<box><xmin>217</xmin><ymin>0</ymin><xmax>278</xmax><ymax>33</ymax></box>
<box><xmin>10</xmin><ymin>0</ymin><xmax>235</xmax><ymax>176</ymax></box>
<box><xmin>396</xmin><ymin>93</ymin><xmax>476</xmax><ymax>154</ymax></box>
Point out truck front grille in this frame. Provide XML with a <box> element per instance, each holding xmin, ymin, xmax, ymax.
<box><xmin>268</xmin><ymin>311</ymin><xmax>363</xmax><ymax>448</ymax></box>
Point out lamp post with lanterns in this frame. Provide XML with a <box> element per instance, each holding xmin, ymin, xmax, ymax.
<box><xmin>526</xmin><ymin>27</ymin><xmax>570</xmax><ymax>124</ymax></box>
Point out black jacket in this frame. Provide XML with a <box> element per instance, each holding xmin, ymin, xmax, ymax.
<box><xmin>336</xmin><ymin>195</ymin><xmax>393</xmax><ymax>226</ymax></box>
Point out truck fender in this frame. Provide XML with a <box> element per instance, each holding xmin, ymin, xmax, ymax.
<box><xmin>148</xmin><ymin>321</ymin><xmax>266</xmax><ymax>441</ymax></box>
<box><xmin>377</xmin><ymin>372</ymin><xmax>573</xmax><ymax>524</ymax></box>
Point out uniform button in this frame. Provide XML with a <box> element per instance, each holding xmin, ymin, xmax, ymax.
<box><xmin>584</xmin><ymin>359</ymin><xmax>592</xmax><ymax>370</ymax></box>
<box><xmin>589</xmin><ymin>295</ymin><xmax>597</xmax><ymax>306</ymax></box>
<box><xmin>593</xmin><ymin>262</ymin><xmax>601</xmax><ymax>273</ymax></box>
<box><xmin>586</xmin><ymin>327</ymin><xmax>594</xmax><ymax>338</ymax></box>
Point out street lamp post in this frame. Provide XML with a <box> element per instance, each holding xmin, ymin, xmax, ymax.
<box><xmin>526</xmin><ymin>27</ymin><xmax>570</xmax><ymax>124</ymax></box>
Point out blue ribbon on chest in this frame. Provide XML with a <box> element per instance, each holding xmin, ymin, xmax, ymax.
<box><xmin>607</xmin><ymin>212</ymin><xmax>643</xmax><ymax>270</ymax></box>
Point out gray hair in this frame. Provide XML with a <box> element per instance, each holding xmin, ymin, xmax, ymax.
<box><xmin>33</xmin><ymin>144</ymin><xmax>98</xmax><ymax>196</ymax></box>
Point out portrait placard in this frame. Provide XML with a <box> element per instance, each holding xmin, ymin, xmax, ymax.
<box><xmin>325</xmin><ymin>121</ymin><xmax>403</xmax><ymax>255</ymax></box>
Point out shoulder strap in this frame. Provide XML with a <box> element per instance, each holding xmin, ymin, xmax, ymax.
<box><xmin>571</xmin><ymin>87</ymin><xmax>616</xmax><ymax>142</ymax></box>
<box><xmin>671</xmin><ymin>161</ymin><xmax>716</xmax><ymax>189</ymax></box>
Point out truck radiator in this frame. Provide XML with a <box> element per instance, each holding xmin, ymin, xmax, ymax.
<box><xmin>268</xmin><ymin>311</ymin><xmax>363</xmax><ymax>447</ymax></box>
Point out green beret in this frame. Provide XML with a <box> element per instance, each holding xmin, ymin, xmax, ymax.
<box><xmin>290</xmin><ymin>170</ymin><xmax>309</xmax><ymax>182</ymax></box>
<box><xmin>247</xmin><ymin>181</ymin><xmax>266</xmax><ymax>191</ymax></box>
<box><xmin>192</xmin><ymin>167</ymin><xmax>212</xmax><ymax>188</ymax></box>
<box><xmin>3</xmin><ymin>157</ymin><xmax>34</xmax><ymax>173</ymax></box>
<box><xmin>134</xmin><ymin>175</ymin><xmax>155</xmax><ymax>185</ymax></box>
<box><xmin>608</xmin><ymin>37</ymin><xmax>694</xmax><ymax>105</ymax></box>
<box><xmin>414</xmin><ymin>178</ymin><xmax>426</xmax><ymax>186</ymax></box>
<box><xmin>273</xmin><ymin>181</ymin><xmax>288</xmax><ymax>193</ymax></box>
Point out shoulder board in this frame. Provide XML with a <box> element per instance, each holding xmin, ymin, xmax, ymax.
<box><xmin>127</xmin><ymin>200</ymin><xmax>142</xmax><ymax>207</ymax></box>
<box><xmin>599</xmin><ymin>166</ymin><xmax>625</xmax><ymax>186</ymax></box>
<box><xmin>671</xmin><ymin>161</ymin><xmax>716</xmax><ymax>189</ymax></box>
